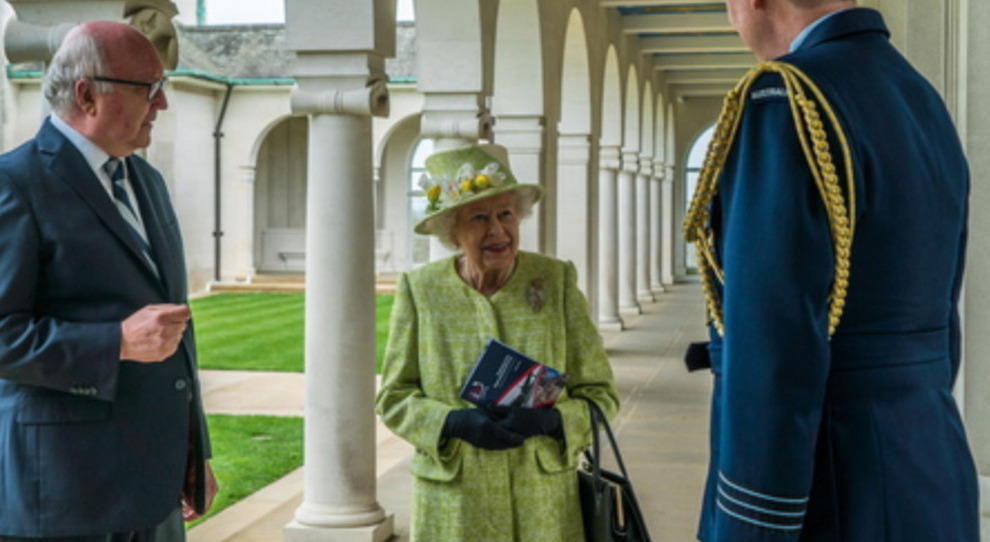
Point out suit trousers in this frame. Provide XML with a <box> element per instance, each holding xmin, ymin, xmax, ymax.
<box><xmin>0</xmin><ymin>508</ymin><xmax>184</xmax><ymax>542</ymax></box>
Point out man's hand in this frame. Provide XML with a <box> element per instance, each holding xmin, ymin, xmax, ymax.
<box><xmin>119</xmin><ymin>304</ymin><xmax>190</xmax><ymax>362</ymax></box>
<box><xmin>181</xmin><ymin>460</ymin><xmax>219</xmax><ymax>522</ymax></box>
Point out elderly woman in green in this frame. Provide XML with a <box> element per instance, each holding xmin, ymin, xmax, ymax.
<box><xmin>375</xmin><ymin>143</ymin><xmax>619</xmax><ymax>541</ymax></box>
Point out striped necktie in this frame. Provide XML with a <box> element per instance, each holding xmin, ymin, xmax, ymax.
<box><xmin>103</xmin><ymin>158</ymin><xmax>159</xmax><ymax>276</ymax></box>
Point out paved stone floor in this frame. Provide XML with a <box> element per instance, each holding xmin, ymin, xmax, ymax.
<box><xmin>188</xmin><ymin>281</ymin><xmax>711</xmax><ymax>541</ymax></box>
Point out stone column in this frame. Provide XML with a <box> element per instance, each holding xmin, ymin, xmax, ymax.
<box><xmin>636</xmin><ymin>160</ymin><xmax>655</xmax><ymax>303</ymax></box>
<box><xmin>557</xmin><ymin>131</ymin><xmax>595</xmax><ymax>299</ymax></box>
<box><xmin>650</xmin><ymin>160</ymin><xmax>666</xmax><ymax>293</ymax></box>
<box><xmin>494</xmin><ymin>115</ymin><xmax>545</xmax><ymax>252</ymax></box>
<box><xmin>283</xmin><ymin>1</ymin><xmax>394</xmax><ymax>540</ymax></box>
<box><xmin>419</xmin><ymin>94</ymin><xmax>492</xmax><ymax>262</ymax></box>
<box><xmin>661</xmin><ymin>163</ymin><xmax>676</xmax><ymax>285</ymax></box>
<box><xmin>597</xmin><ymin>145</ymin><xmax>623</xmax><ymax>331</ymax></box>
<box><xmin>618</xmin><ymin>151</ymin><xmax>641</xmax><ymax>315</ymax></box>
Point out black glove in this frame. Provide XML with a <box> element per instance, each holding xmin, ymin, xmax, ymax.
<box><xmin>490</xmin><ymin>406</ymin><xmax>564</xmax><ymax>439</ymax></box>
<box><xmin>684</xmin><ymin>341</ymin><xmax>711</xmax><ymax>372</ymax></box>
<box><xmin>441</xmin><ymin>408</ymin><xmax>526</xmax><ymax>450</ymax></box>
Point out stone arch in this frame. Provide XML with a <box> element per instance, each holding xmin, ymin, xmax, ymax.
<box><xmin>622</xmin><ymin>65</ymin><xmax>640</xmax><ymax>155</ymax></box>
<box><xmin>492</xmin><ymin>0</ymin><xmax>543</xmax><ymax>116</ymax></box>
<box><xmin>601</xmin><ymin>45</ymin><xmax>622</xmax><ymax>148</ymax></box>
<box><xmin>554</xmin><ymin>7</ymin><xmax>594</xmax><ymax>291</ymax></box>
<box><xmin>376</xmin><ymin>113</ymin><xmax>424</xmax><ymax>273</ymax></box>
<box><xmin>640</xmin><ymin>80</ymin><xmax>654</xmax><ymax>162</ymax></box>
<box><xmin>493</xmin><ymin>0</ymin><xmax>544</xmax><ymax>251</ymax></box>
<box><xmin>253</xmin><ymin>115</ymin><xmax>308</xmax><ymax>273</ymax></box>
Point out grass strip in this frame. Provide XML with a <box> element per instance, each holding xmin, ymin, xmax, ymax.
<box><xmin>190</xmin><ymin>293</ymin><xmax>395</xmax><ymax>373</ymax></box>
<box><xmin>186</xmin><ymin>414</ymin><xmax>304</xmax><ymax>529</ymax></box>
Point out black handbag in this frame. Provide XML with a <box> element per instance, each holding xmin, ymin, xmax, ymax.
<box><xmin>578</xmin><ymin>400</ymin><xmax>652</xmax><ymax>542</ymax></box>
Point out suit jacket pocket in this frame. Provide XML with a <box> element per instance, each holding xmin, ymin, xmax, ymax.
<box><xmin>16</xmin><ymin>394</ymin><xmax>111</xmax><ymax>424</ymax></box>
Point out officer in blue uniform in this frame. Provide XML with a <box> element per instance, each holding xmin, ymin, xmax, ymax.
<box><xmin>685</xmin><ymin>2</ymin><xmax>980</xmax><ymax>540</ymax></box>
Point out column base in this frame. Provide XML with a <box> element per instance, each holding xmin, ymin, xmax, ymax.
<box><xmin>637</xmin><ymin>291</ymin><xmax>655</xmax><ymax>303</ymax></box>
<box><xmin>285</xmin><ymin>514</ymin><xmax>394</xmax><ymax>542</ymax></box>
<box><xmin>598</xmin><ymin>318</ymin><xmax>624</xmax><ymax>332</ymax></box>
<box><xmin>619</xmin><ymin>303</ymin><xmax>641</xmax><ymax>316</ymax></box>
<box><xmin>651</xmin><ymin>283</ymin><xmax>667</xmax><ymax>294</ymax></box>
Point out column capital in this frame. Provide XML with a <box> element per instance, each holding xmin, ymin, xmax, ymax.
<box><xmin>491</xmin><ymin>115</ymin><xmax>545</xmax><ymax>151</ymax></box>
<box><xmin>291</xmin><ymin>79</ymin><xmax>389</xmax><ymax>117</ymax></box>
<box><xmin>620</xmin><ymin>150</ymin><xmax>639</xmax><ymax>173</ymax></box>
<box><xmin>558</xmin><ymin>131</ymin><xmax>592</xmax><ymax>165</ymax></box>
<box><xmin>599</xmin><ymin>145</ymin><xmax>621</xmax><ymax>171</ymax></box>
<box><xmin>420</xmin><ymin>92</ymin><xmax>492</xmax><ymax>142</ymax></box>
<box><xmin>638</xmin><ymin>157</ymin><xmax>654</xmax><ymax>178</ymax></box>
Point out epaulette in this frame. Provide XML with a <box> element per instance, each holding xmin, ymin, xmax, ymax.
<box><xmin>683</xmin><ymin>61</ymin><xmax>855</xmax><ymax>336</ymax></box>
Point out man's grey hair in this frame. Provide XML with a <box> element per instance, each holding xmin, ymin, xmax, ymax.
<box><xmin>43</xmin><ymin>29</ymin><xmax>112</xmax><ymax>117</ymax></box>
<box><xmin>434</xmin><ymin>189</ymin><xmax>538</xmax><ymax>251</ymax></box>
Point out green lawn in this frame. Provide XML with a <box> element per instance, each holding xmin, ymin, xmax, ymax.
<box><xmin>186</xmin><ymin>414</ymin><xmax>304</xmax><ymax>529</ymax></box>
<box><xmin>190</xmin><ymin>293</ymin><xmax>394</xmax><ymax>372</ymax></box>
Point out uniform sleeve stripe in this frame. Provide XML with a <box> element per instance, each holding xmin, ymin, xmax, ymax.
<box><xmin>717</xmin><ymin>487</ymin><xmax>806</xmax><ymax>518</ymax></box>
<box><xmin>719</xmin><ymin>471</ymin><xmax>809</xmax><ymax>504</ymax></box>
<box><xmin>717</xmin><ymin>501</ymin><xmax>804</xmax><ymax>531</ymax></box>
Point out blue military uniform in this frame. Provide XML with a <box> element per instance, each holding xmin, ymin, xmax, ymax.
<box><xmin>691</xmin><ymin>8</ymin><xmax>979</xmax><ymax>541</ymax></box>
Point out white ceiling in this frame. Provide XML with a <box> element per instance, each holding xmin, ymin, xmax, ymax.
<box><xmin>603</xmin><ymin>1</ymin><xmax>754</xmax><ymax>97</ymax></box>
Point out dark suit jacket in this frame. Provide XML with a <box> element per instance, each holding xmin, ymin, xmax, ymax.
<box><xmin>0</xmin><ymin>119</ymin><xmax>211</xmax><ymax>537</ymax></box>
<box><xmin>698</xmin><ymin>8</ymin><xmax>979</xmax><ymax>542</ymax></box>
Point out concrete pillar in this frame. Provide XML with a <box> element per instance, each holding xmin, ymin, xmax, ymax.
<box><xmin>493</xmin><ymin>115</ymin><xmax>545</xmax><ymax>253</ymax></box>
<box><xmin>283</xmin><ymin>1</ymin><xmax>394</xmax><ymax>540</ymax></box>
<box><xmin>650</xmin><ymin>160</ymin><xmax>666</xmax><ymax>293</ymax></box>
<box><xmin>618</xmin><ymin>150</ymin><xmax>641</xmax><ymax>315</ymax></box>
<box><xmin>597</xmin><ymin>145</ymin><xmax>623</xmax><ymax>331</ymax></box>
<box><xmin>636</xmin><ymin>160</ymin><xmax>655</xmax><ymax>303</ymax></box>
<box><xmin>557</xmin><ymin>131</ymin><xmax>594</xmax><ymax>298</ymax></box>
<box><xmin>661</xmin><ymin>164</ymin><xmax>676</xmax><ymax>285</ymax></box>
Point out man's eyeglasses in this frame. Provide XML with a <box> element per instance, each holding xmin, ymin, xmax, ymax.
<box><xmin>89</xmin><ymin>76</ymin><xmax>168</xmax><ymax>100</ymax></box>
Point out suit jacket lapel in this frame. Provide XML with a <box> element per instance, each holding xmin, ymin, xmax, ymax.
<box><xmin>37</xmin><ymin>122</ymin><xmax>166</xmax><ymax>291</ymax></box>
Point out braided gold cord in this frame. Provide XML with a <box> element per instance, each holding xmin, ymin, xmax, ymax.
<box><xmin>682</xmin><ymin>61</ymin><xmax>855</xmax><ymax>336</ymax></box>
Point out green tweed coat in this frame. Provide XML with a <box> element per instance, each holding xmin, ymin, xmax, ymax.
<box><xmin>375</xmin><ymin>251</ymin><xmax>620</xmax><ymax>541</ymax></box>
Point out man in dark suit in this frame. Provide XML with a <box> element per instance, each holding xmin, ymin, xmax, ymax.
<box><xmin>686</xmin><ymin>1</ymin><xmax>979</xmax><ymax>540</ymax></box>
<box><xmin>0</xmin><ymin>20</ymin><xmax>216</xmax><ymax>540</ymax></box>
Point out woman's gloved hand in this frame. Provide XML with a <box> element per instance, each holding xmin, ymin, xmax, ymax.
<box><xmin>490</xmin><ymin>406</ymin><xmax>564</xmax><ymax>439</ymax></box>
<box><xmin>442</xmin><ymin>408</ymin><xmax>526</xmax><ymax>450</ymax></box>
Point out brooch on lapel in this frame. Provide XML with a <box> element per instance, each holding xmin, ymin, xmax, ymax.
<box><xmin>526</xmin><ymin>278</ymin><xmax>546</xmax><ymax>312</ymax></box>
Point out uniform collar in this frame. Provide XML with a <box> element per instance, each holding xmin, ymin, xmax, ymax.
<box><xmin>788</xmin><ymin>7</ymin><xmax>890</xmax><ymax>54</ymax></box>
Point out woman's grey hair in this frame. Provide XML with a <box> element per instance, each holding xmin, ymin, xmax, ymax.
<box><xmin>435</xmin><ymin>189</ymin><xmax>538</xmax><ymax>251</ymax></box>
<box><xmin>43</xmin><ymin>29</ymin><xmax>112</xmax><ymax>117</ymax></box>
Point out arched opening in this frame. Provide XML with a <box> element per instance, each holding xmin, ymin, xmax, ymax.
<box><xmin>683</xmin><ymin>123</ymin><xmax>714</xmax><ymax>272</ymax></box>
<box><xmin>253</xmin><ymin>116</ymin><xmax>308</xmax><ymax>273</ymax></box>
<box><xmin>407</xmin><ymin>138</ymin><xmax>435</xmax><ymax>269</ymax></box>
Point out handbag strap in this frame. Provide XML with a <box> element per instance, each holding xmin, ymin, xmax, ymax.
<box><xmin>584</xmin><ymin>398</ymin><xmax>631</xmax><ymax>481</ymax></box>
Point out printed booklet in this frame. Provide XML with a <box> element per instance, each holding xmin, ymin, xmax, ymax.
<box><xmin>459</xmin><ymin>338</ymin><xmax>568</xmax><ymax>408</ymax></box>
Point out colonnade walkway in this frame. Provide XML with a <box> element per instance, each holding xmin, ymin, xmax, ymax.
<box><xmin>189</xmin><ymin>281</ymin><xmax>712</xmax><ymax>541</ymax></box>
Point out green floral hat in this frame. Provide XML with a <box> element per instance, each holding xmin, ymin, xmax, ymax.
<box><xmin>414</xmin><ymin>144</ymin><xmax>544</xmax><ymax>236</ymax></box>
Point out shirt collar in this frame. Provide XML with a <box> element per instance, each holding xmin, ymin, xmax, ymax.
<box><xmin>790</xmin><ymin>8</ymin><xmax>852</xmax><ymax>53</ymax></box>
<box><xmin>49</xmin><ymin>113</ymin><xmax>114</xmax><ymax>175</ymax></box>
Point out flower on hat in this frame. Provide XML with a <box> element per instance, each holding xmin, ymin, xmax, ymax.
<box><xmin>419</xmin><ymin>161</ymin><xmax>508</xmax><ymax>213</ymax></box>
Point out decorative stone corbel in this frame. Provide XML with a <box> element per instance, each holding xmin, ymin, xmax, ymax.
<box><xmin>420</xmin><ymin>110</ymin><xmax>493</xmax><ymax>142</ymax></box>
<box><xmin>290</xmin><ymin>79</ymin><xmax>390</xmax><ymax>117</ymax></box>
<box><xmin>124</xmin><ymin>0</ymin><xmax>179</xmax><ymax>69</ymax></box>
<box><xmin>2</xmin><ymin>19</ymin><xmax>73</xmax><ymax>63</ymax></box>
